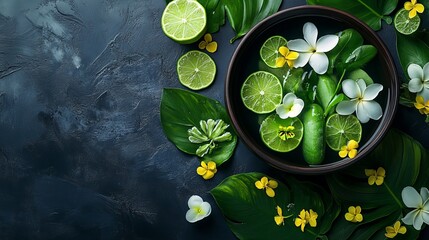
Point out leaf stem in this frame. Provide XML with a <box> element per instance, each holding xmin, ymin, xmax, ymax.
<box><xmin>334</xmin><ymin>69</ymin><xmax>347</xmax><ymax>95</ymax></box>
<box><xmin>356</xmin><ymin>0</ymin><xmax>384</xmax><ymax>19</ymax></box>
<box><xmin>384</xmin><ymin>182</ymin><xmax>404</xmax><ymax>209</ymax></box>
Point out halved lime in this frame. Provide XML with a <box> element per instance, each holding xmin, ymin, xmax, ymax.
<box><xmin>260</xmin><ymin>36</ymin><xmax>288</xmax><ymax>68</ymax></box>
<box><xmin>394</xmin><ymin>8</ymin><xmax>420</xmax><ymax>35</ymax></box>
<box><xmin>325</xmin><ymin>114</ymin><xmax>362</xmax><ymax>151</ymax></box>
<box><xmin>161</xmin><ymin>0</ymin><xmax>207</xmax><ymax>44</ymax></box>
<box><xmin>177</xmin><ymin>50</ymin><xmax>216</xmax><ymax>90</ymax></box>
<box><xmin>260</xmin><ymin>114</ymin><xmax>303</xmax><ymax>152</ymax></box>
<box><xmin>241</xmin><ymin>71</ymin><xmax>283</xmax><ymax>114</ymax></box>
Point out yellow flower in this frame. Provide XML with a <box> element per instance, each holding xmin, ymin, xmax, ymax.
<box><xmin>307</xmin><ymin>209</ymin><xmax>318</xmax><ymax>228</ymax></box>
<box><xmin>404</xmin><ymin>0</ymin><xmax>425</xmax><ymax>18</ymax></box>
<box><xmin>345</xmin><ymin>206</ymin><xmax>363</xmax><ymax>223</ymax></box>
<box><xmin>196</xmin><ymin>161</ymin><xmax>217</xmax><ymax>180</ymax></box>
<box><xmin>278</xmin><ymin>125</ymin><xmax>295</xmax><ymax>141</ymax></box>
<box><xmin>294</xmin><ymin>209</ymin><xmax>318</xmax><ymax>232</ymax></box>
<box><xmin>198</xmin><ymin>33</ymin><xmax>218</xmax><ymax>53</ymax></box>
<box><xmin>255</xmin><ymin>176</ymin><xmax>278</xmax><ymax>197</ymax></box>
<box><xmin>339</xmin><ymin>140</ymin><xmax>359</xmax><ymax>159</ymax></box>
<box><xmin>275</xmin><ymin>46</ymin><xmax>299</xmax><ymax>68</ymax></box>
<box><xmin>365</xmin><ymin>167</ymin><xmax>386</xmax><ymax>186</ymax></box>
<box><xmin>385</xmin><ymin>221</ymin><xmax>407</xmax><ymax>238</ymax></box>
<box><xmin>414</xmin><ymin>95</ymin><xmax>429</xmax><ymax>115</ymax></box>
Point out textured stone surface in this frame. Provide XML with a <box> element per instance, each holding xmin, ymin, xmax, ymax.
<box><xmin>0</xmin><ymin>0</ymin><xmax>428</xmax><ymax>239</ymax></box>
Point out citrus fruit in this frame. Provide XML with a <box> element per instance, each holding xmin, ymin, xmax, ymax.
<box><xmin>260</xmin><ymin>36</ymin><xmax>288</xmax><ymax>68</ymax></box>
<box><xmin>260</xmin><ymin>114</ymin><xmax>303</xmax><ymax>152</ymax></box>
<box><xmin>177</xmin><ymin>50</ymin><xmax>216</xmax><ymax>90</ymax></box>
<box><xmin>241</xmin><ymin>71</ymin><xmax>283</xmax><ymax>114</ymax></box>
<box><xmin>161</xmin><ymin>0</ymin><xmax>207</xmax><ymax>44</ymax></box>
<box><xmin>325</xmin><ymin>114</ymin><xmax>362</xmax><ymax>151</ymax></box>
<box><xmin>394</xmin><ymin>8</ymin><xmax>420</xmax><ymax>35</ymax></box>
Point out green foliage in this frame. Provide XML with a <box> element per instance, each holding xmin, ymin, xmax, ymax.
<box><xmin>306</xmin><ymin>0</ymin><xmax>398</xmax><ymax>31</ymax></box>
<box><xmin>396</xmin><ymin>33</ymin><xmax>429</xmax><ymax>80</ymax></box>
<box><xmin>160</xmin><ymin>88</ymin><xmax>237</xmax><ymax>165</ymax></box>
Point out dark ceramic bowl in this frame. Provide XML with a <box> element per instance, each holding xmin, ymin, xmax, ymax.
<box><xmin>225</xmin><ymin>6</ymin><xmax>398</xmax><ymax>174</ymax></box>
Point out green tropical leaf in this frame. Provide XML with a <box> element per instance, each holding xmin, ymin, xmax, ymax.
<box><xmin>306</xmin><ymin>0</ymin><xmax>398</xmax><ymax>31</ymax></box>
<box><xmin>346</xmin><ymin>69</ymin><xmax>374</xmax><ymax>85</ymax></box>
<box><xmin>211</xmin><ymin>172</ymin><xmax>340</xmax><ymax>240</ymax></box>
<box><xmin>396</xmin><ymin>33</ymin><xmax>429</xmax><ymax>81</ymax></box>
<box><xmin>327</xmin><ymin>29</ymin><xmax>363</xmax><ymax>74</ymax></box>
<box><xmin>160</xmin><ymin>88</ymin><xmax>237</xmax><ymax>165</ymax></box>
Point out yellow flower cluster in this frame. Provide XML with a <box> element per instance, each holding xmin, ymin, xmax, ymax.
<box><xmin>415</xmin><ymin>96</ymin><xmax>429</xmax><ymax>115</ymax></box>
<box><xmin>196</xmin><ymin>161</ymin><xmax>217</xmax><ymax>180</ymax></box>
<box><xmin>365</xmin><ymin>167</ymin><xmax>386</xmax><ymax>186</ymax></box>
<box><xmin>404</xmin><ymin>0</ymin><xmax>425</xmax><ymax>18</ymax></box>
<box><xmin>345</xmin><ymin>206</ymin><xmax>363</xmax><ymax>223</ymax></box>
<box><xmin>255</xmin><ymin>176</ymin><xmax>278</xmax><ymax>197</ymax></box>
<box><xmin>198</xmin><ymin>33</ymin><xmax>217</xmax><ymax>53</ymax></box>
<box><xmin>295</xmin><ymin>209</ymin><xmax>318</xmax><ymax>232</ymax></box>
<box><xmin>385</xmin><ymin>221</ymin><xmax>407</xmax><ymax>238</ymax></box>
<box><xmin>339</xmin><ymin>140</ymin><xmax>359</xmax><ymax>159</ymax></box>
<box><xmin>275</xmin><ymin>46</ymin><xmax>299</xmax><ymax>68</ymax></box>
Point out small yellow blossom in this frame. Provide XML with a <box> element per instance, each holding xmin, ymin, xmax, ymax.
<box><xmin>414</xmin><ymin>95</ymin><xmax>429</xmax><ymax>115</ymax></box>
<box><xmin>365</xmin><ymin>167</ymin><xmax>386</xmax><ymax>186</ymax></box>
<box><xmin>255</xmin><ymin>176</ymin><xmax>278</xmax><ymax>197</ymax></box>
<box><xmin>345</xmin><ymin>206</ymin><xmax>363</xmax><ymax>223</ymax></box>
<box><xmin>275</xmin><ymin>46</ymin><xmax>299</xmax><ymax>68</ymax></box>
<box><xmin>339</xmin><ymin>140</ymin><xmax>359</xmax><ymax>159</ymax></box>
<box><xmin>196</xmin><ymin>161</ymin><xmax>217</xmax><ymax>180</ymax></box>
<box><xmin>198</xmin><ymin>33</ymin><xmax>217</xmax><ymax>53</ymax></box>
<box><xmin>404</xmin><ymin>0</ymin><xmax>425</xmax><ymax>18</ymax></box>
<box><xmin>278</xmin><ymin>125</ymin><xmax>295</xmax><ymax>141</ymax></box>
<box><xmin>294</xmin><ymin>209</ymin><xmax>318</xmax><ymax>232</ymax></box>
<box><xmin>385</xmin><ymin>221</ymin><xmax>407</xmax><ymax>238</ymax></box>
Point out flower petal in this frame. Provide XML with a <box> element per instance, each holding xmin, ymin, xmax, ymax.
<box><xmin>289</xmin><ymin>99</ymin><xmax>304</xmax><ymax>117</ymax></box>
<box><xmin>421</xmin><ymin>187</ymin><xmax>429</xmax><ymax>201</ymax></box>
<box><xmin>276</xmin><ymin>105</ymin><xmax>290</xmax><ymax>119</ymax></box>
<box><xmin>202</xmin><ymin>170</ymin><xmax>214</xmax><ymax>180</ymax></box>
<box><xmin>404</xmin><ymin>1</ymin><xmax>413</xmax><ymax>10</ymax></box>
<box><xmin>200</xmin><ymin>201</ymin><xmax>212</xmax><ymax>216</ymax></box>
<box><xmin>316</xmin><ymin>35</ymin><xmax>339</xmax><ymax>52</ymax></box>
<box><xmin>255</xmin><ymin>181</ymin><xmax>264</xmax><ymax>189</ymax></box>
<box><xmin>186</xmin><ymin>208</ymin><xmax>199</xmax><ymax>223</ymax></box>
<box><xmin>276</xmin><ymin>57</ymin><xmax>286</xmax><ymax>68</ymax></box>
<box><xmin>356</xmin><ymin>103</ymin><xmax>371</xmax><ymax>123</ymax></box>
<box><xmin>423</xmin><ymin>62</ymin><xmax>429</xmax><ymax>80</ymax></box>
<box><xmin>288</xmin><ymin>39</ymin><xmax>312</xmax><ymax>52</ymax></box>
<box><xmin>197</xmin><ymin>166</ymin><xmax>207</xmax><ymax>176</ymax></box>
<box><xmin>363</xmin><ymin>83</ymin><xmax>383</xmax><ymax>100</ymax></box>
<box><xmin>206</xmin><ymin>42</ymin><xmax>217</xmax><ymax>53</ymax></box>
<box><xmin>362</xmin><ymin>101</ymin><xmax>383</xmax><ymax>121</ymax></box>
<box><xmin>342</xmin><ymin>79</ymin><xmax>361</xmax><ymax>99</ymax></box>
<box><xmin>268</xmin><ymin>180</ymin><xmax>278</xmax><ymax>188</ymax></box>
<box><xmin>279</xmin><ymin>46</ymin><xmax>289</xmax><ymax>57</ymax></box>
<box><xmin>188</xmin><ymin>195</ymin><xmax>203</xmax><ymax>208</ymax></box>
<box><xmin>415</xmin><ymin>3</ymin><xmax>425</xmax><ymax>13</ymax></box>
<box><xmin>408</xmin><ymin>63</ymin><xmax>423</xmax><ymax>80</ymax></box>
<box><xmin>357</xmin><ymin>79</ymin><xmax>367</xmax><ymax>93</ymax></box>
<box><xmin>283</xmin><ymin>92</ymin><xmax>298</xmax><ymax>105</ymax></box>
<box><xmin>418</xmin><ymin>87</ymin><xmax>429</xmax><ymax>102</ymax></box>
<box><xmin>408</xmin><ymin>78</ymin><xmax>424</xmax><ymax>93</ymax></box>
<box><xmin>303</xmin><ymin>22</ymin><xmax>318</xmax><ymax>48</ymax></box>
<box><xmin>413</xmin><ymin>212</ymin><xmax>424</xmax><ymax>230</ymax></box>
<box><xmin>309</xmin><ymin>52</ymin><xmax>329</xmax><ymax>74</ymax></box>
<box><xmin>402</xmin><ymin>209</ymin><xmax>418</xmax><ymax>225</ymax></box>
<box><xmin>207</xmin><ymin>161</ymin><xmax>216</xmax><ymax>170</ymax></box>
<box><xmin>266</xmin><ymin>187</ymin><xmax>275</xmax><ymax>197</ymax></box>
<box><xmin>336</xmin><ymin>100</ymin><xmax>358</xmax><ymax>115</ymax></box>
<box><xmin>293</xmin><ymin>52</ymin><xmax>312</xmax><ymax>68</ymax></box>
<box><xmin>275</xmin><ymin>216</ymin><xmax>284</xmax><ymax>225</ymax></box>
<box><xmin>204</xmin><ymin>33</ymin><xmax>212</xmax><ymax>43</ymax></box>
<box><xmin>402</xmin><ymin>186</ymin><xmax>422</xmax><ymax>208</ymax></box>
<box><xmin>365</xmin><ymin>169</ymin><xmax>376</xmax><ymax>176</ymax></box>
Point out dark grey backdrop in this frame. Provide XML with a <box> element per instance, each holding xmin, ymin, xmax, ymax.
<box><xmin>0</xmin><ymin>0</ymin><xmax>428</xmax><ymax>239</ymax></box>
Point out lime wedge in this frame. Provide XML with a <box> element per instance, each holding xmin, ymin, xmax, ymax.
<box><xmin>260</xmin><ymin>36</ymin><xmax>288</xmax><ymax>68</ymax></box>
<box><xmin>394</xmin><ymin>8</ymin><xmax>420</xmax><ymax>35</ymax></box>
<box><xmin>177</xmin><ymin>50</ymin><xmax>216</xmax><ymax>90</ymax></box>
<box><xmin>260</xmin><ymin>114</ymin><xmax>303</xmax><ymax>152</ymax></box>
<box><xmin>161</xmin><ymin>0</ymin><xmax>207</xmax><ymax>44</ymax></box>
<box><xmin>325</xmin><ymin>114</ymin><xmax>362</xmax><ymax>151</ymax></box>
<box><xmin>241</xmin><ymin>71</ymin><xmax>283</xmax><ymax>114</ymax></box>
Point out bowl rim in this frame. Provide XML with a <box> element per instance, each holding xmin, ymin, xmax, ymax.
<box><xmin>224</xmin><ymin>5</ymin><xmax>399</xmax><ymax>175</ymax></box>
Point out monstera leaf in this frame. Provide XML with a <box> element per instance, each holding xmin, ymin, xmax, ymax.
<box><xmin>306</xmin><ymin>0</ymin><xmax>398</xmax><ymax>31</ymax></box>
<box><xmin>160</xmin><ymin>88</ymin><xmax>237</xmax><ymax>165</ymax></box>
<box><xmin>326</xmin><ymin>129</ymin><xmax>428</xmax><ymax>239</ymax></box>
<box><xmin>211</xmin><ymin>172</ymin><xmax>340</xmax><ymax>240</ymax></box>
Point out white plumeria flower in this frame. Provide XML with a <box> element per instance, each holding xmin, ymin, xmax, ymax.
<box><xmin>185</xmin><ymin>195</ymin><xmax>211</xmax><ymax>223</ymax></box>
<box><xmin>336</xmin><ymin>79</ymin><xmax>383</xmax><ymax>123</ymax></box>
<box><xmin>287</xmin><ymin>22</ymin><xmax>339</xmax><ymax>74</ymax></box>
<box><xmin>407</xmin><ymin>62</ymin><xmax>429</xmax><ymax>101</ymax></box>
<box><xmin>401</xmin><ymin>186</ymin><xmax>429</xmax><ymax>231</ymax></box>
<box><xmin>276</xmin><ymin>93</ymin><xmax>304</xmax><ymax>119</ymax></box>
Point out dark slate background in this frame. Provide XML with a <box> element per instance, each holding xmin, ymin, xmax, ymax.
<box><xmin>0</xmin><ymin>0</ymin><xmax>428</xmax><ymax>239</ymax></box>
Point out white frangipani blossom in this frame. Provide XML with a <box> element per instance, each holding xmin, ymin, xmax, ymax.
<box><xmin>276</xmin><ymin>93</ymin><xmax>304</xmax><ymax>119</ymax></box>
<box><xmin>336</xmin><ymin>79</ymin><xmax>383</xmax><ymax>123</ymax></box>
<box><xmin>287</xmin><ymin>22</ymin><xmax>339</xmax><ymax>74</ymax></box>
<box><xmin>401</xmin><ymin>186</ymin><xmax>429</xmax><ymax>231</ymax></box>
<box><xmin>185</xmin><ymin>195</ymin><xmax>211</xmax><ymax>223</ymax></box>
<box><xmin>407</xmin><ymin>62</ymin><xmax>429</xmax><ymax>101</ymax></box>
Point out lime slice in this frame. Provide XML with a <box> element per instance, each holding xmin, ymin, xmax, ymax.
<box><xmin>325</xmin><ymin>114</ymin><xmax>362</xmax><ymax>151</ymax></box>
<box><xmin>177</xmin><ymin>50</ymin><xmax>216</xmax><ymax>90</ymax></box>
<box><xmin>394</xmin><ymin>8</ymin><xmax>420</xmax><ymax>35</ymax></box>
<box><xmin>161</xmin><ymin>0</ymin><xmax>207</xmax><ymax>44</ymax></box>
<box><xmin>241</xmin><ymin>71</ymin><xmax>283</xmax><ymax>114</ymax></box>
<box><xmin>260</xmin><ymin>114</ymin><xmax>303</xmax><ymax>152</ymax></box>
<box><xmin>260</xmin><ymin>36</ymin><xmax>288</xmax><ymax>68</ymax></box>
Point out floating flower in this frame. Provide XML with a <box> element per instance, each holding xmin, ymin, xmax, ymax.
<box><xmin>276</xmin><ymin>93</ymin><xmax>304</xmax><ymax>119</ymax></box>
<box><xmin>365</xmin><ymin>167</ymin><xmax>386</xmax><ymax>186</ymax></box>
<box><xmin>198</xmin><ymin>33</ymin><xmax>217</xmax><ymax>53</ymax></box>
<box><xmin>401</xmin><ymin>186</ymin><xmax>429</xmax><ymax>230</ymax></box>
<box><xmin>185</xmin><ymin>195</ymin><xmax>211</xmax><ymax>223</ymax></box>
<box><xmin>345</xmin><ymin>206</ymin><xmax>363</xmax><ymax>223</ymax></box>
<box><xmin>339</xmin><ymin>140</ymin><xmax>359</xmax><ymax>159</ymax></box>
<box><xmin>385</xmin><ymin>221</ymin><xmax>407</xmax><ymax>238</ymax></box>
<box><xmin>407</xmin><ymin>62</ymin><xmax>429</xmax><ymax>101</ymax></box>
<box><xmin>287</xmin><ymin>22</ymin><xmax>339</xmax><ymax>74</ymax></box>
<box><xmin>275</xmin><ymin>46</ymin><xmax>299</xmax><ymax>68</ymax></box>
<box><xmin>255</xmin><ymin>176</ymin><xmax>278</xmax><ymax>197</ymax></box>
<box><xmin>415</xmin><ymin>95</ymin><xmax>429</xmax><ymax>115</ymax></box>
<box><xmin>196</xmin><ymin>161</ymin><xmax>217</xmax><ymax>180</ymax></box>
<box><xmin>278</xmin><ymin>125</ymin><xmax>295</xmax><ymax>141</ymax></box>
<box><xmin>294</xmin><ymin>209</ymin><xmax>318</xmax><ymax>232</ymax></box>
<box><xmin>404</xmin><ymin>0</ymin><xmax>425</xmax><ymax>18</ymax></box>
<box><xmin>336</xmin><ymin>79</ymin><xmax>383</xmax><ymax>123</ymax></box>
